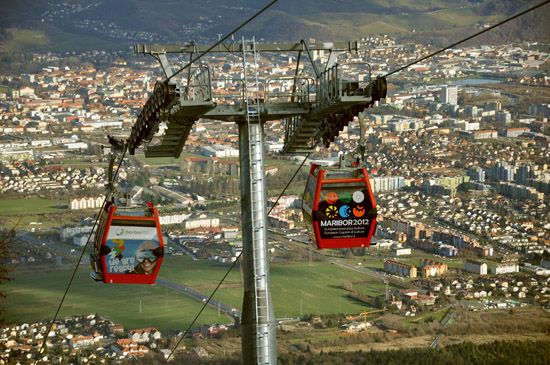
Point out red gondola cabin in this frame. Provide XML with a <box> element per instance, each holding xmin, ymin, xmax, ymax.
<box><xmin>91</xmin><ymin>202</ymin><xmax>164</xmax><ymax>284</ymax></box>
<box><xmin>302</xmin><ymin>163</ymin><xmax>377</xmax><ymax>249</ymax></box>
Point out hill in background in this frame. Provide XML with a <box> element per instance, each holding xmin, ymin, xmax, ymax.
<box><xmin>0</xmin><ymin>0</ymin><xmax>549</xmax><ymax>54</ymax></box>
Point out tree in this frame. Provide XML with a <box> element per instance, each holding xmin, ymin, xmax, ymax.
<box><xmin>0</xmin><ymin>227</ymin><xmax>15</xmax><ymax>323</ymax></box>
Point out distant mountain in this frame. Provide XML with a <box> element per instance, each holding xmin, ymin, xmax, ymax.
<box><xmin>0</xmin><ymin>0</ymin><xmax>548</xmax><ymax>54</ymax></box>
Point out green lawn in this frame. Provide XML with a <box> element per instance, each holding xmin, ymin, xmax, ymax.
<box><xmin>134</xmin><ymin>152</ymin><xmax>204</xmax><ymax>166</ymax></box>
<box><xmin>3</xmin><ymin>267</ymin><xmax>230</xmax><ymax>333</ymax></box>
<box><xmin>161</xmin><ymin>256</ymin><xmax>380</xmax><ymax>317</ymax></box>
<box><xmin>392</xmin><ymin>250</ymin><xmax>465</xmax><ymax>270</ymax></box>
<box><xmin>402</xmin><ymin>307</ymin><xmax>449</xmax><ymax>327</ymax></box>
<box><xmin>351</xmin><ymin>281</ymin><xmax>386</xmax><ymax>297</ymax></box>
<box><xmin>3</xmin><ymin>254</ymin><xmax>388</xmax><ymax>332</ymax></box>
<box><xmin>56</xmin><ymin>160</ymin><xmax>107</xmax><ymax>169</ymax></box>
<box><xmin>0</xmin><ymin>198</ymin><xmax>66</xmax><ymax>215</ymax></box>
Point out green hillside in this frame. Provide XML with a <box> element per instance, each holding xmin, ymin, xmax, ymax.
<box><xmin>0</xmin><ymin>0</ymin><xmax>548</xmax><ymax>53</ymax></box>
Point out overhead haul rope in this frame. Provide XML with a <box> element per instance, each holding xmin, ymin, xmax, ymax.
<box><xmin>37</xmin><ymin>1</ymin><xmax>281</xmax><ymax>361</ymax></box>
<box><xmin>166</xmin><ymin>1</ymin><xmax>550</xmax><ymax>360</ymax></box>
<box><xmin>40</xmin><ymin>0</ymin><xmax>550</xmax><ymax>362</ymax></box>
<box><xmin>166</xmin><ymin>152</ymin><xmax>311</xmax><ymax>361</ymax></box>
<box><xmin>36</xmin><ymin>145</ymin><xmax>127</xmax><ymax>360</ymax></box>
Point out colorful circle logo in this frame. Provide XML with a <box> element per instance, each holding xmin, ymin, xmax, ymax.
<box><xmin>340</xmin><ymin>192</ymin><xmax>352</xmax><ymax>204</ymax></box>
<box><xmin>325</xmin><ymin>205</ymin><xmax>338</xmax><ymax>218</ymax></box>
<box><xmin>353</xmin><ymin>205</ymin><xmax>366</xmax><ymax>217</ymax></box>
<box><xmin>325</xmin><ymin>191</ymin><xmax>339</xmax><ymax>204</ymax></box>
<box><xmin>353</xmin><ymin>191</ymin><xmax>365</xmax><ymax>203</ymax></box>
<box><xmin>339</xmin><ymin>205</ymin><xmax>351</xmax><ymax>218</ymax></box>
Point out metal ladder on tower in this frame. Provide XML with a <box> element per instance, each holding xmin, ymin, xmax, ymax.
<box><xmin>242</xmin><ymin>36</ymin><xmax>272</xmax><ymax>365</ymax></box>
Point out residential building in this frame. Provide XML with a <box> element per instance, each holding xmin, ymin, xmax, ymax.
<box><xmin>466</xmin><ymin>166</ymin><xmax>486</xmax><ymax>182</ymax></box>
<box><xmin>464</xmin><ymin>260</ymin><xmax>487</xmax><ymax>275</ymax></box>
<box><xmin>370</xmin><ymin>176</ymin><xmax>405</xmax><ymax>193</ymax></box>
<box><xmin>441</xmin><ymin>85</ymin><xmax>458</xmax><ymax>105</ymax></box>
<box><xmin>496</xmin><ymin>110</ymin><xmax>512</xmax><ymax>125</ymax></box>
<box><xmin>419</xmin><ymin>259</ymin><xmax>448</xmax><ymax>277</ymax></box>
<box><xmin>491</xmin><ymin>262</ymin><xmax>520</xmax><ymax>275</ymax></box>
<box><xmin>384</xmin><ymin>259</ymin><xmax>417</xmax><ymax>278</ymax></box>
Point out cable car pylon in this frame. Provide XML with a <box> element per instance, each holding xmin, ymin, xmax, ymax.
<box><xmin>240</xmin><ymin>37</ymin><xmax>276</xmax><ymax>365</ymax></box>
<box><xmin>127</xmin><ymin>39</ymin><xmax>386</xmax><ymax>364</ymax></box>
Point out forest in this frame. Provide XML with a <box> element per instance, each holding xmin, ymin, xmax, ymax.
<box><xmin>167</xmin><ymin>340</ymin><xmax>550</xmax><ymax>365</ymax></box>
<box><xmin>277</xmin><ymin>340</ymin><xmax>550</xmax><ymax>365</ymax></box>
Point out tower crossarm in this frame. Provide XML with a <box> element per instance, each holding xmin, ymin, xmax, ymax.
<box><xmin>128</xmin><ymin>40</ymin><xmax>381</xmax><ymax>157</ymax></box>
<box><xmin>134</xmin><ymin>41</ymin><xmax>359</xmax><ymax>55</ymax></box>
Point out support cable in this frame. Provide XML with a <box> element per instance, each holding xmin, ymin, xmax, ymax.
<box><xmin>382</xmin><ymin>0</ymin><xmax>550</xmax><ymax>78</ymax></box>
<box><xmin>35</xmin><ymin>146</ymin><xmax>127</xmax><ymax>361</ymax></box>
<box><xmin>166</xmin><ymin>152</ymin><xmax>311</xmax><ymax>361</ymax></box>
<box><xmin>163</xmin><ymin>3</ymin><xmax>550</xmax><ymax>358</ymax></box>
<box><xmin>38</xmin><ymin>0</ymin><xmax>550</xmax><ymax>362</ymax></box>
<box><xmin>167</xmin><ymin>0</ymin><xmax>279</xmax><ymax>82</ymax></box>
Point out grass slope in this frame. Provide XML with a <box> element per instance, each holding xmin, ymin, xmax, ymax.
<box><xmin>160</xmin><ymin>256</ymin><xmax>379</xmax><ymax>317</ymax></box>
<box><xmin>2</xmin><ymin>1</ymin><xmax>547</xmax><ymax>53</ymax></box>
<box><xmin>0</xmin><ymin>197</ymin><xmax>66</xmax><ymax>215</ymax></box>
<box><xmin>0</xmin><ymin>28</ymin><xmax>50</xmax><ymax>53</ymax></box>
<box><xmin>2</xmin><ymin>267</ymin><xmax>230</xmax><ymax>332</ymax></box>
<box><xmin>3</xmin><ymin>256</ymin><xmax>381</xmax><ymax>331</ymax></box>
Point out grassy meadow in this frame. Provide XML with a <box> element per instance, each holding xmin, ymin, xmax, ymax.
<box><xmin>3</xmin><ymin>266</ymin><xmax>230</xmax><ymax>333</ymax></box>
<box><xmin>160</xmin><ymin>256</ymin><xmax>378</xmax><ymax>317</ymax></box>
<box><xmin>0</xmin><ymin>197</ymin><xmax>66</xmax><ymax>215</ymax></box>
<box><xmin>3</xmin><ymin>255</ymin><xmax>383</xmax><ymax>331</ymax></box>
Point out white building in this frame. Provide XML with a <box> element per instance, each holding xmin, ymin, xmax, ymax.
<box><xmin>159</xmin><ymin>213</ymin><xmax>192</xmax><ymax>225</ymax></box>
<box><xmin>70</xmin><ymin>197</ymin><xmax>103</xmax><ymax>210</ymax></box>
<box><xmin>441</xmin><ymin>85</ymin><xmax>458</xmax><ymax>105</ymax></box>
<box><xmin>185</xmin><ymin>217</ymin><xmax>220</xmax><ymax>231</ymax></box>
<box><xmin>491</xmin><ymin>263</ymin><xmax>520</xmax><ymax>275</ymax></box>
<box><xmin>73</xmin><ymin>235</ymin><xmax>89</xmax><ymax>247</ymax></box>
<box><xmin>464</xmin><ymin>260</ymin><xmax>487</xmax><ymax>275</ymax></box>
<box><xmin>200</xmin><ymin>145</ymin><xmax>239</xmax><ymax>158</ymax></box>
<box><xmin>65</xmin><ymin>142</ymin><xmax>88</xmax><ymax>150</ymax></box>
<box><xmin>267</xmin><ymin>195</ymin><xmax>301</xmax><ymax>209</ymax></box>
<box><xmin>370</xmin><ymin>176</ymin><xmax>405</xmax><ymax>193</ymax></box>
<box><xmin>60</xmin><ymin>225</ymin><xmax>94</xmax><ymax>240</ymax></box>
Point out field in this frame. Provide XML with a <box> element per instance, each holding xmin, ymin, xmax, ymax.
<box><xmin>134</xmin><ymin>154</ymin><xmax>182</xmax><ymax>167</ymax></box>
<box><xmin>393</xmin><ymin>250</ymin><xmax>465</xmax><ymax>270</ymax></box>
<box><xmin>2</xmin><ymin>254</ymin><xmax>385</xmax><ymax>332</ymax></box>
<box><xmin>0</xmin><ymin>197</ymin><xmax>75</xmax><ymax>229</ymax></box>
<box><xmin>0</xmin><ymin>198</ymin><xmax>66</xmax><ymax>215</ymax></box>
<box><xmin>2</xmin><ymin>267</ymin><xmax>230</xmax><ymax>333</ymax></box>
<box><xmin>0</xmin><ymin>28</ymin><xmax>50</xmax><ymax>53</ymax></box>
<box><xmin>160</xmin><ymin>256</ymin><xmax>378</xmax><ymax>317</ymax></box>
<box><xmin>133</xmin><ymin>152</ymin><xmax>213</xmax><ymax>167</ymax></box>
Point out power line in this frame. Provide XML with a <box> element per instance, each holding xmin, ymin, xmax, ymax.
<box><xmin>38</xmin><ymin>0</ymin><xmax>549</xmax><ymax>360</ymax></box>
<box><xmin>37</xmin><ymin>3</ymin><xmax>281</xmax><ymax>360</ymax></box>
<box><xmin>36</xmin><ymin>146</ymin><xmax>127</xmax><ymax>360</ymax></box>
<box><xmin>166</xmin><ymin>152</ymin><xmax>311</xmax><ymax>361</ymax></box>
<box><xmin>167</xmin><ymin>0</ymin><xmax>280</xmax><ymax>82</ymax></box>
<box><xmin>268</xmin><ymin>154</ymin><xmax>311</xmax><ymax>216</ymax></box>
<box><xmin>164</xmin><ymin>1</ymin><xmax>550</xmax><ymax>358</ymax></box>
<box><xmin>383</xmin><ymin>0</ymin><xmax>550</xmax><ymax>78</ymax></box>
